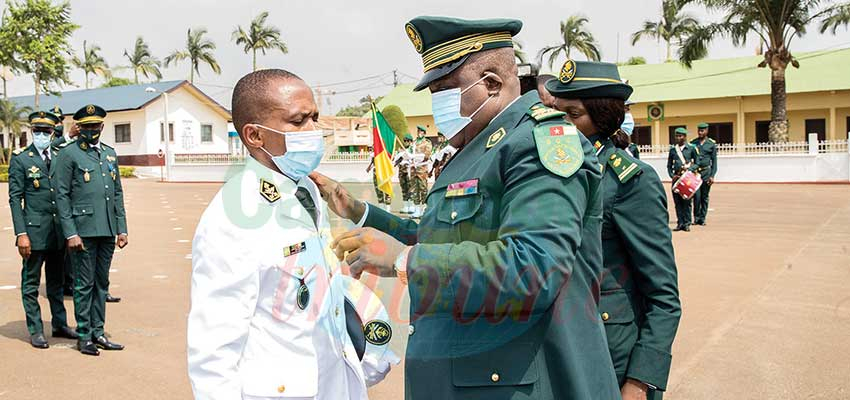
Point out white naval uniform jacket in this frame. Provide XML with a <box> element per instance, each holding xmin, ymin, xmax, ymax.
<box><xmin>188</xmin><ymin>157</ymin><xmax>369</xmax><ymax>400</ymax></box>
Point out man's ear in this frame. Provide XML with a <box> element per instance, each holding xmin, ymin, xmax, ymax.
<box><xmin>242</xmin><ymin>124</ymin><xmax>264</xmax><ymax>149</ymax></box>
<box><xmin>483</xmin><ymin>71</ymin><xmax>503</xmax><ymax>95</ymax></box>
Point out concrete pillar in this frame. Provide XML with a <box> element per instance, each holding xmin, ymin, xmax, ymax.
<box><xmin>808</xmin><ymin>133</ymin><xmax>818</xmax><ymax>154</ymax></box>
<box><xmin>654</xmin><ymin>119</ymin><xmax>662</xmax><ymax>146</ymax></box>
<box><xmin>829</xmin><ymin>104</ymin><xmax>837</xmax><ymax>141</ymax></box>
<box><xmin>737</xmin><ymin>96</ymin><xmax>746</xmax><ymax>152</ymax></box>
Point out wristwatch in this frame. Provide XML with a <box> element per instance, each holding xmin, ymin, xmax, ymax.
<box><xmin>393</xmin><ymin>246</ymin><xmax>412</xmax><ymax>285</ymax></box>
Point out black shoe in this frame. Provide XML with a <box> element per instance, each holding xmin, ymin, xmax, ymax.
<box><xmin>30</xmin><ymin>333</ymin><xmax>49</xmax><ymax>349</ymax></box>
<box><xmin>52</xmin><ymin>325</ymin><xmax>79</xmax><ymax>339</ymax></box>
<box><xmin>673</xmin><ymin>225</ymin><xmax>683</xmax><ymax>231</ymax></box>
<box><xmin>694</xmin><ymin>221</ymin><xmax>705</xmax><ymax>226</ymax></box>
<box><xmin>63</xmin><ymin>287</ymin><xmax>73</xmax><ymax>297</ymax></box>
<box><xmin>78</xmin><ymin>339</ymin><xmax>100</xmax><ymax>356</ymax></box>
<box><xmin>683</xmin><ymin>225</ymin><xmax>691</xmax><ymax>232</ymax></box>
<box><xmin>105</xmin><ymin>294</ymin><xmax>121</xmax><ymax>303</ymax></box>
<box><xmin>94</xmin><ymin>335</ymin><xmax>124</xmax><ymax>351</ymax></box>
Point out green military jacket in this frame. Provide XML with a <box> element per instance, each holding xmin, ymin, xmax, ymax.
<box><xmin>53</xmin><ymin>140</ymin><xmax>127</xmax><ymax>238</ymax></box>
<box><xmin>364</xmin><ymin>92</ymin><xmax>620</xmax><ymax>400</ymax></box>
<box><xmin>8</xmin><ymin>144</ymin><xmax>64</xmax><ymax>251</ymax></box>
<box><xmin>691</xmin><ymin>137</ymin><xmax>717</xmax><ymax>179</ymax></box>
<box><xmin>667</xmin><ymin>143</ymin><xmax>698</xmax><ymax>178</ymax></box>
<box><xmin>627</xmin><ymin>142</ymin><xmax>640</xmax><ymax>159</ymax></box>
<box><xmin>593</xmin><ymin>135</ymin><xmax>682</xmax><ymax>392</ymax></box>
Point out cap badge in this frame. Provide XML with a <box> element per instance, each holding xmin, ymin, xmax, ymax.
<box><xmin>559</xmin><ymin>60</ymin><xmax>577</xmax><ymax>84</ymax></box>
<box><xmin>86</xmin><ymin>105</ymin><xmax>95</xmax><ymax>115</ymax></box>
<box><xmin>405</xmin><ymin>23</ymin><xmax>424</xmax><ymax>54</ymax></box>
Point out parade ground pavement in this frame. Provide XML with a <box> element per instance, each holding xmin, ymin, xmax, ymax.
<box><xmin>0</xmin><ymin>179</ymin><xmax>848</xmax><ymax>400</ymax></box>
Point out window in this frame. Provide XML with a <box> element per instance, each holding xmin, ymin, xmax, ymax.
<box><xmin>114</xmin><ymin>123</ymin><xmax>131</xmax><ymax>143</ymax></box>
<box><xmin>201</xmin><ymin>124</ymin><xmax>213</xmax><ymax>143</ymax></box>
<box><xmin>632</xmin><ymin>126</ymin><xmax>652</xmax><ymax>146</ymax></box>
<box><xmin>19</xmin><ymin>132</ymin><xmax>27</xmax><ymax>147</ymax></box>
<box><xmin>668</xmin><ymin>125</ymin><xmax>686</xmax><ymax>145</ymax></box>
<box><xmin>756</xmin><ymin>120</ymin><xmax>770</xmax><ymax>143</ymax></box>
<box><xmin>160</xmin><ymin>122</ymin><xmax>174</xmax><ymax>142</ymax></box>
<box><xmin>846</xmin><ymin>117</ymin><xmax>850</xmax><ymax>139</ymax></box>
<box><xmin>805</xmin><ymin>118</ymin><xmax>826</xmax><ymax>142</ymax></box>
<box><xmin>707</xmin><ymin>122</ymin><xmax>734</xmax><ymax>144</ymax></box>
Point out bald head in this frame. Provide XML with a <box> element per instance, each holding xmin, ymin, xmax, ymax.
<box><xmin>232</xmin><ymin>69</ymin><xmax>303</xmax><ymax>135</ymax></box>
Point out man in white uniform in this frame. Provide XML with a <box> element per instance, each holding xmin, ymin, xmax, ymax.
<box><xmin>188</xmin><ymin>69</ymin><xmax>393</xmax><ymax>400</ymax></box>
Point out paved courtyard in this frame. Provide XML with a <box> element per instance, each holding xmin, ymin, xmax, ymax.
<box><xmin>0</xmin><ymin>179</ymin><xmax>848</xmax><ymax>399</ymax></box>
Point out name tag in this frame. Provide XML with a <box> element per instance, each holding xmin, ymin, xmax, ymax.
<box><xmin>283</xmin><ymin>242</ymin><xmax>306</xmax><ymax>257</ymax></box>
<box><xmin>446</xmin><ymin>178</ymin><xmax>479</xmax><ymax>198</ymax></box>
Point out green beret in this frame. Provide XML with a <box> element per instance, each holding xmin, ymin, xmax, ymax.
<box><xmin>545</xmin><ymin>60</ymin><xmax>633</xmax><ymax>100</ymax></box>
<box><xmin>416</xmin><ymin>125</ymin><xmax>426</xmax><ymax>132</ymax></box>
<box><xmin>29</xmin><ymin>110</ymin><xmax>61</xmax><ymax>128</ymax></box>
<box><xmin>405</xmin><ymin>16</ymin><xmax>522</xmax><ymax>91</ymax></box>
<box><xmin>674</xmin><ymin>127</ymin><xmax>688</xmax><ymax>135</ymax></box>
<box><xmin>73</xmin><ymin>104</ymin><xmax>107</xmax><ymax>125</ymax></box>
<box><xmin>697</xmin><ymin>123</ymin><xmax>709</xmax><ymax>129</ymax></box>
<box><xmin>404</xmin><ymin>134</ymin><xmax>413</xmax><ymax>140</ymax></box>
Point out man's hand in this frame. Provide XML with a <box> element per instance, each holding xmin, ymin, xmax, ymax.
<box><xmin>309</xmin><ymin>171</ymin><xmax>366</xmax><ymax>222</ymax></box>
<box><xmin>69</xmin><ymin>123</ymin><xmax>80</xmax><ymax>138</ymax></box>
<box><xmin>67</xmin><ymin>236</ymin><xmax>84</xmax><ymax>252</ymax></box>
<box><xmin>331</xmin><ymin>227</ymin><xmax>406</xmax><ymax>279</ymax></box>
<box><xmin>117</xmin><ymin>234</ymin><xmax>129</xmax><ymax>249</ymax></box>
<box><xmin>16</xmin><ymin>234</ymin><xmax>31</xmax><ymax>259</ymax></box>
<box><xmin>621</xmin><ymin>379</ymin><xmax>649</xmax><ymax>400</ymax></box>
<box><xmin>707</xmin><ymin>177</ymin><xmax>715</xmax><ymax>185</ymax></box>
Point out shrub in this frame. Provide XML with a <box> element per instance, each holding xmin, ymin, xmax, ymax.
<box><xmin>119</xmin><ymin>166</ymin><xmax>135</xmax><ymax>178</ymax></box>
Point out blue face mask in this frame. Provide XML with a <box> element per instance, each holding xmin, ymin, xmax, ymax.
<box><xmin>256</xmin><ymin>124</ymin><xmax>325</xmax><ymax>182</ymax></box>
<box><xmin>621</xmin><ymin>112</ymin><xmax>635</xmax><ymax>136</ymax></box>
<box><xmin>430</xmin><ymin>74</ymin><xmax>495</xmax><ymax>140</ymax></box>
<box><xmin>33</xmin><ymin>131</ymin><xmax>52</xmax><ymax>152</ymax></box>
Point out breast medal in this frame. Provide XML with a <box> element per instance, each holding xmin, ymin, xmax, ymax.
<box><xmin>296</xmin><ymin>279</ymin><xmax>310</xmax><ymax>310</ymax></box>
<box><xmin>33</xmin><ymin>179</ymin><xmax>39</xmax><ymax>188</ymax></box>
<box><xmin>83</xmin><ymin>169</ymin><xmax>91</xmax><ymax>182</ymax></box>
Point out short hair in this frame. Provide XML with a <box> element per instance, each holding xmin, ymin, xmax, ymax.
<box><xmin>536</xmin><ymin>74</ymin><xmax>556</xmax><ymax>86</ymax></box>
<box><xmin>231</xmin><ymin>69</ymin><xmax>303</xmax><ymax>134</ymax></box>
<box><xmin>581</xmin><ymin>97</ymin><xmax>626</xmax><ymax>146</ymax></box>
<box><xmin>463</xmin><ymin>47</ymin><xmax>518</xmax><ymax>78</ymax></box>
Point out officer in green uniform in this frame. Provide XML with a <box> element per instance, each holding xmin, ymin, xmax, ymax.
<box><xmin>410</xmin><ymin>125</ymin><xmax>432</xmax><ymax>217</ymax></box>
<box><xmin>48</xmin><ymin>106</ymin><xmax>77</xmax><ymax>296</ymax></box>
<box><xmin>547</xmin><ymin>60</ymin><xmax>681</xmax><ymax>400</ymax></box>
<box><xmin>691</xmin><ymin>122</ymin><xmax>717</xmax><ymax>225</ymax></box>
<box><xmin>8</xmin><ymin>110</ymin><xmax>78</xmax><ymax>348</ymax></box>
<box><xmin>667</xmin><ymin>128</ymin><xmax>699</xmax><ymax>232</ymax></box>
<box><xmin>49</xmin><ymin>105</ymin><xmax>68</xmax><ymax>148</ymax></box>
<box><xmin>54</xmin><ymin>104</ymin><xmax>128</xmax><ymax>356</ymax></box>
<box><xmin>394</xmin><ymin>134</ymin><xmax>414</xmax><ymax>213</ymax></box>
<box><xmin>312</xmin><ymin>16</ymin><xmax>620</xmax><ymax>400</ymax></box>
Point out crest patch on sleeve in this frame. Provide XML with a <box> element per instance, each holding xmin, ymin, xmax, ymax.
<box><xmin>533</xmin><ymin>123</ymin><xmax>583</xmax><ymax>178</ymax></box>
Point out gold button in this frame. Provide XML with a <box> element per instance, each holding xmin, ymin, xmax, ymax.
<box><xmin>335</xmin><ymin>307</ymin><xmax>340</xmax><ymax>317</ymax></box>
<box><xmin>277</xmin><ymin>385</ymin><xmax>286</xmax><ymax>393</ymax></box>
<box><xmin>490</xmin><ymin>373</ymin><xmax>500</xmax><ymax>382</ymax></box>
<box><xmin>601</xmin><ymin>312</ymin><xmax>610</xmax><ymax>321</ymax></box>
<box><xmin>451</xmin><ymin>211</ymin><xmax>458</xmax><ymax>220</ymax></box>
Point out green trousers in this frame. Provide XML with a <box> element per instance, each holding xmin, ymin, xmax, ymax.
<box><xmin>410</xmin><ymin>172</ymin><xmax>428</xmax><ymax>205</ymax></box>
<box><xmin>693</xmin><ymin>181</ymin><xmax>712</xmax><ymax>223</ymax></box>
<box><xmin>21</xmin><ymin>249</ymin><xmax>69</xmax><ymax>335</ymax></box>
<box><xmin>373</xmin><ymin>171</ymin><xmax>391</xmax><ymax>205</ymax></box>
<box><xmin>399</xmin><ymin>169</ymin><xmax>411</xmax><ymax>201</ymax></box>
<box><xmin>72</xmin><ymin>236</ymin><xmax>115</xmax><ymax>340</ymax></box>
<box><xmin>63</xmin><ymin>249</ymin><xmax>74</xmax><ymax>292</ymax></box>
<box><xmin>672</xmin><ymin>188</ymin><xmax>693</xmax><ymax>228</ymax></box>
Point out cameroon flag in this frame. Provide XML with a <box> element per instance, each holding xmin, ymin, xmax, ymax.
<box><xmin>371</xmin><ymin>103</ymin><xmax>394</xmax><ymax>197</ymax></box>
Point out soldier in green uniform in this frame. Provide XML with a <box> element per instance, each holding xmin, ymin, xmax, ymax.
<box><xmin>547</xmin><ymin>60</ymin><xmax>682</xmax><ymax>400</ymax></box>
<box><xmin>54</xmin><ymin>104</ymin><xmax>128</xmax><ymax>356</ymax></box>
<box><xmin>394</xmin><ymin>134</ymin><xmax>414</xmax><ymax>213</ymax></box>
<box><xmin>622</xmin><ymin>100</ymin><xmax>640</xmax><ymax>159</ymax></box>
<box><xmin>667</xmin><ymin>128</ymin><xmax>699</xmax><ymax>232</ymax></box>
<box><xmin>8</xmin><ymin>110</ymin><xmax>78</xmax><ymax>348</ymax></box>
<box><xmin>410</xmin><ymin>125</ymin><xmax>432</xmax><ymax>217</ymax></box>
<box><xmin>691</xmin><ymin>122</ymin><xmax>717</xmax><ymax>225</ymax></box>
<box><xmin>312</xmin><ymin>16</ymin><xmax>620</xmax><ymax>400</ymax></box>
<box><xmin>45</xmin><ymin>105</ymin><xmax>76</xmax><ymax>296</ymax></box>
<box><xmin>367</xmin><ymin>156</ymin><xmax>392</xmax><ymax>212</ymax></box>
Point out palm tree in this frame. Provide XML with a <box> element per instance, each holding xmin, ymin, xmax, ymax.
<box><xmin>820</xmin><ymin>3</ymin><xmax>850</xmax><ymax>34</ymax></box>
<box><xmin>679</xmin><ymin>0</ymin><xmax>850</xmax><ymax>143</ymax></box>
<box><xmin>124</xmin><ymin>36</ymin><xmax>162</xmax><ymax>84</ymax></box>
<box><xmin>165</xmin><ymin>28</ymin><xmax>221</xmax><ymax>84</ymax></box>
<box><xmin>631</xmin><ymin>0</ymin><xmax>700</xmax><ymax>61</ymax></box>
<box><xmin>537</xmin><ymin>15</ymin><xmax>602</xmax><ymax>70</ymax></box>
<box><xmin>71</xmin><ymin>40</ymin><xmax>110</xmax><ymax>89</ymax></box>
<box><xmin>0</xmin><ymin>99</ymin><xmax>31</xmax><ymax>163</ymax></box>
<box><xmin>232</xmin><ymin>11</ymin><xmax>288</xmax><ymax>71</ymax></box>
<box><xmin>513</xmin><ymin>40</ymin><xmax>528</xmax><ymax>64</ymax></box>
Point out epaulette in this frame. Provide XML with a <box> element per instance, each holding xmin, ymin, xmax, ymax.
<box><xmin>12</xmin><ymin>148</ymin><xmax>23</xmax><ymax>156</ymax></box>
<box><xmin>58</xmin><ymin>141</ymin><xmax>72</xmax><ymax>148</ymax></box>
<box><xmin>606</xmin><ymin>149</ymin><xmax>642</xmax><ymax>183</ymax></box>
<box><xmin>532</xmin><ymin>121</ymin><xmax>583</xmax><ymax>178</ymax></box>
<box><xmin>708</xmin><ymin>138</ymin><xmax>716</xmax><ymax>144</ymax></box>
<box><xmin>527</xmin><ymin>104</ymin><xmax>566</xmax><ymax>122</ymax></box>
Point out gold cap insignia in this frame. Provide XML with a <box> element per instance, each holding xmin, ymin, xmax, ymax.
<box><xmin>39</xmin><ymin>111</ymin><xmax>45</xmax><ymax>117</ymax></box>
<box><xmin>405</xmin><ymin>23</ymin><xmax>424</xmax><ymax>54</ymax></box>
<box><xmin>260</xmin><ymin>178</ymin><xmax>281</xmax><ymax>203</ymax></box>
<box><xmin>86</xmin><ymin>105</ymin><xmax>96</xmax><ymax>115</ymax></box>
<box><xmin>486</xmin><ymin>127</ymin><xmax>507</xmax><ymax>149</ymax></box>
<box><xmin>559</xmin><ymin>60</ymin><xmax>577</xmax><ymax>84</ymax></box>
<box><xmin>364</xmin><ymin>320</ymin><xmax>392</xmax><ymax>345</ymax></box>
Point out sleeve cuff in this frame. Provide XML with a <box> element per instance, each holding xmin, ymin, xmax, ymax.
<box><xmin>355</xmin><ymin>203</ymin><xmax>370</xmax><ymax>227</ymax></box>
<box><xmin>625</xmin><ymin>343</ymin><xmax>673</xmax><ymax>391</ymax></box>
<box><xmin>16</xmin><ymin>232</ymin><xmax>27</xmax><ymax>236</ymax></box>
<box><xmin>66</xmin><ymin>234</ymin><xmax>79</xmax><ymax>240</ymax></box>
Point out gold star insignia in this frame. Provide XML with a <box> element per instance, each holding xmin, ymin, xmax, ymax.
<box><xmin>260</xmin><ymin>178</ymin><xmax>281</xmax><ymax>203</ymax></box>
<box><xmin>486</xmin><ymin>127</ymin><xmax>507</xmax><ymax>149</ymax></box>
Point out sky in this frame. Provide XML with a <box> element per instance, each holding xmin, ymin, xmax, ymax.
<box><xmin>3</xmin><ymin>0</ymin><xmax>849</xmax><ymax>114</ymax></box>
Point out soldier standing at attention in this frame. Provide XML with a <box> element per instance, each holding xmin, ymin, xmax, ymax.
<box><xmin>623</xmin><ymin>100</ymin><xmax>640</xmax><ymax>159</ymax></box>
<box><xmin>548</xmin><ymin>60</ymin><xmax>682</xmax><ymax>400</ymax></box>
<box><xmin>667</xmin><ymin>128</ymin><xmax>699</xmax><ymax>232</ymax></box>
<box><xmin>393</xmin><ymin>134</ymin><xmax>414</xmax><ymax>214</ymax></box>
<box><xmin>409</xmin><ymin>125</ymin><xmax>432</xmax><ymax>218</ymax></box>
<box><xmin>54</xmin><ymin>104</ymin><xmax>128</xmax><ymax>356</ymax></box>
<box><xmin>8</xmin><ymin>110</ymin><xmax>78</xmax><ymax>349</ymax></box>
<box><xmin>312</xmin><ymin>16</ymin><xmax>621</xmax><ymax>400</ymax></box>
<box><xmin>46</xmin><ymin>105</ymin><xmax>76</xmax><ymax>297</ymax></box>
<box><xmin>691</xmin><ymin>122</ymin><xmax>717</xmax><ymax>225</ymax></box>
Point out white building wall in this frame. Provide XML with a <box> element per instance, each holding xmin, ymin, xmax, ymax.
<box><xmin>143</xmin><ymin>88</ymin><xmax>230</xmax><ymax>156</ymax></box>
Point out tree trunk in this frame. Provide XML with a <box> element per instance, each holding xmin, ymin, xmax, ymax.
<box><xmin>134</xmin><ymin>69</ymin><xmax>139</xmax><ymax>84</ymax></box>
<box><xmin>34</xmin><ymin>73</ymin><xmax>40</xmax><ymax>109</ymax></box>
<box><xmin>190</xmin><ymin>65</ymin><xmax>194</xmax><ymax>84</ymax></box>
<box><xmin>253</xmin><ymin>49</ymin><xmax>257</xmax><ymax>72</ymax></box>
<box><xmin>768</xmin><ymin>65</ymin><xmax>789</xmax><ymax>143</ymax></box>
<box><xmin>85</xmin><ymin>71</ymin><xmax>90</xmax><ymax>89</ymax></box>
<box><xmin>2</xmin><ymin>77</ymin><xmax>6</xmax><ymax>99</ymax></box>
<box><xmin>666</xmin><ymin>40</ymin><xmax>672</xmax><ymax>62</ymax></box>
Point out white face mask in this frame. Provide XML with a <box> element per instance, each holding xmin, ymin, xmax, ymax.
<box><xmin>255</xmin><ymin>124</ymin><xmax>325</xmax><ymax>182</ymax></box>
<box><xmin>430</xmin><ymin>74</ymin><xmax>496</xmax><ymax>140</ymax></box>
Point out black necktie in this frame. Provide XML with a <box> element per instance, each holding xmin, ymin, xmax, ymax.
<box><xmin>294</xmin><ymin>187</ymin><xmax>318</xmax><ymax>227</ymax></box>
<box><xmin>42</xmin><ymin>149</ymin><xmax>50</xmax><ymax>170</ymax></box>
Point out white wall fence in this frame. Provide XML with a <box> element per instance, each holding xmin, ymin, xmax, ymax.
<box><xmin>165</xmin><ymin>135</ymin><xmax>850</xmax><ymax>183</ymax></box>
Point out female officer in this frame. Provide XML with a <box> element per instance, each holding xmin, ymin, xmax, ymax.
<box><xmin>546</xmin><ymin>60</ymin><xmax>682</xmax><ymax>400</ymax></box>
